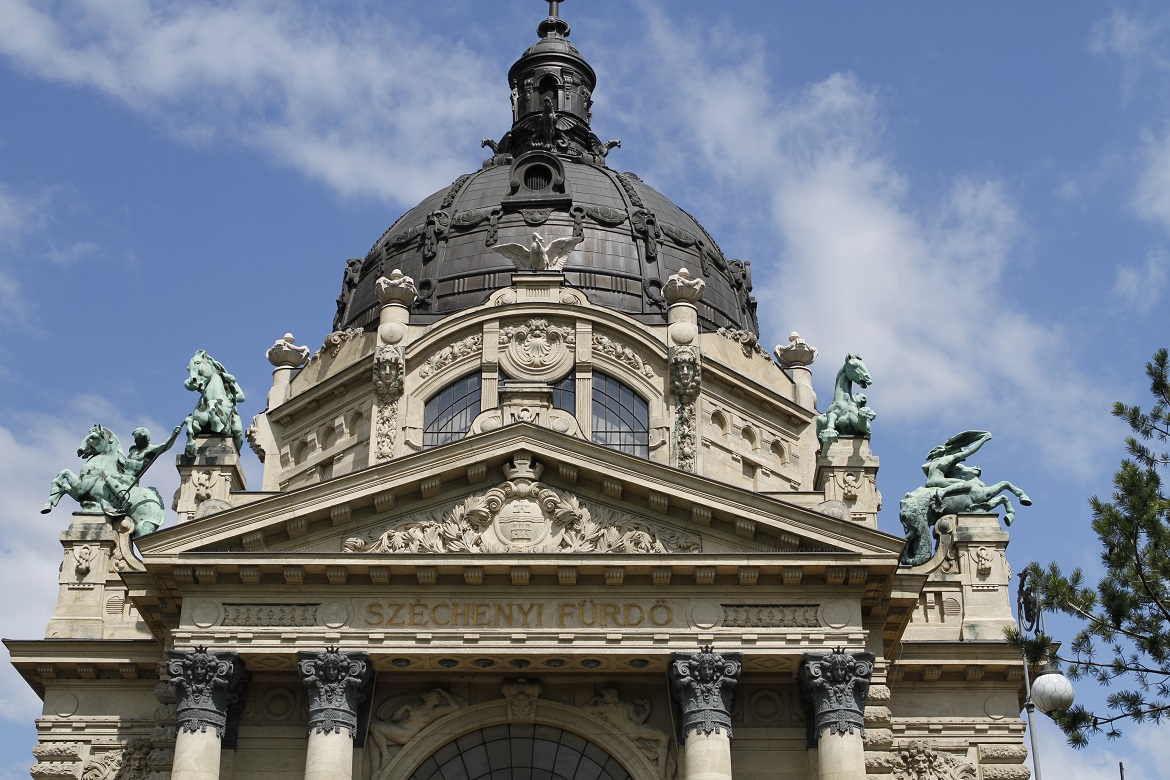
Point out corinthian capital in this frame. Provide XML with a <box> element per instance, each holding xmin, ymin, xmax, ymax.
<box><xmin>799</xmin><ymin>648</ymin><xmax>874</xmax><ymax>745</ymax></box>
<box><xmin>298</xmin><ymin>647</ymin><xmax>373</xmax><ymax>737</ymax></box>
<box><xmin>166</xmin><ymin>647</ymin><xmax>249</xmax><ymax>743</ymax></box>
<box><xmin>669</xmin><ymin>645</ymin><xmax>742</xmax><ymax>742</ymax></box>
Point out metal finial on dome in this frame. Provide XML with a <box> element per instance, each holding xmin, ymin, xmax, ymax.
<box><xmin>538</xmin><ymin>0</ymin><xmax>570</xmax><ymax>38</ymax></box>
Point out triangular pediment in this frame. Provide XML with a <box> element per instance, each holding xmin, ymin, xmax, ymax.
<box><xmin>136</xmin><ymin>424</ymin><xmax>905</xmax><ymax>562</ymax></box>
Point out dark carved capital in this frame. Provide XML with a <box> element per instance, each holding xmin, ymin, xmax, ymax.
<box><xmin>799</xmin><ymin>648</ymin><xmax>874</xmax><ymax>747</ymax></box>
<box><xmin>166</xmin><ymin>647</ymin><xmax>249</xmax><ymax>745</ymax></box>
<box><xmin>298</xmin><ymin>647</ymin><xmax>373</xmax><ymax>738</ymax></box>
<box><xmin>669</xmin><ymin>645</ymin><xmax>741</xmax><ymax>743</ymax></box>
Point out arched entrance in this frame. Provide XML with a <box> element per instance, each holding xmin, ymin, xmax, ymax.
<box><xmin>407</xmin><ymin>723</ymin><xmax>631</xmax><ymax>780</ymax></box>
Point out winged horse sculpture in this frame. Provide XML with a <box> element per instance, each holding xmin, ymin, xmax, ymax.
<box><xmin>491</xmin><ymin>232</ymin><xmax>583</xmax><ymax>271</ymax></box>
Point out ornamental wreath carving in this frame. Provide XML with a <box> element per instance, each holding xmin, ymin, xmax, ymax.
<box><xmin>498</xmin><ymin>318</ymin><xmax>576</xmax><ymax>381</ymax></box>
<box><xmin>343</xmin><ymin>452</ymin><xmax>700</xmax><ymax>554</ymax></box>
<box><xmin>297</xmin><ymin>647</ymin><xmax>372</xmax><ymax>737</ymax></box>
<box><xmin>165</xmin><ymin>647</ymin><xmax>249</xmax><ymax>743</ymax></box>
<box><xmin>669</xmin><ymin>645</ymin><xmax>742</xmax><ymax>743</ymax></box>
<box><xmin>798</xmin><ymin>648</ymin><xmax>873</xmax><ymax>746</ymax></box>
<box><xmin>419</xmin><ymin>334</ymin><xmax>483</xmax><ymax>379</ymax></box>
<box><xmin>892</xmin><ymin>740</ymin><xmax>977</xmax><ymax>780</ymax></box>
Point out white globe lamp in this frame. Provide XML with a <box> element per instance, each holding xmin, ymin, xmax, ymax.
<box><xmin>1030</xmin><ymin>664</ymin><xmax>1075</xmax><ymax>714</ymax></box>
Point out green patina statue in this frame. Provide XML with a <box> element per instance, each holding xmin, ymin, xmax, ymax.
<box><xmin>899</xmin><ymin>430</ymin><xmax>1032</xmax><ymax>566</ymax></box>
<box><xmin>41</xmin><ymin>424</ymin><xmax>174</xmax><ymax>537</ymax></box>
<box><xmin>816</xmin><ymin>354</ymin><xmax>875</xmax><ymax>446</ymax></box>
<box><xmin>183</xmin><ymin>349</ymin><xmax>246</xmax><ymax>456</ymax></box>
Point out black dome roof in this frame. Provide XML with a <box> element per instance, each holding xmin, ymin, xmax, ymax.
<box><xmin>332</xmin><ymin>7</ymin><xmax>758</xmax><ymax>336</ymax></box>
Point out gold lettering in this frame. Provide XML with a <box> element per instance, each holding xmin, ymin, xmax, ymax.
<box><xmin>409</xmin><ymin>603</ymin><xmax>426</xmax><ymax>626</ymax></box>
<box><xmin>431</xmin><ymin>603</ymin><xmax>450</xmax><ymax>626</ymax></box>
<box><xmin>495</xmin><ymin>604</ymin><xmax>515</xmax><ymax>627</ymax></box>
<box><xmin>623</xmin><ymin>603</ymin><xmax>645</xmax><ymax>626</ymax></box>
<box><xmin>365</xmin><ymin>603</ymin><xmax>384</xmax><ymax>625</ymax></box>
<box><xmin>517</xmin><ymin>603</ymin><xmax>537</xmax><ymax>627</ymax></box>
<box><xmin>579</xmin><ymin>601</ymin><xmax>597</xmax><ymax>626</ymax></box>
<box><xmin>385</xmin><ymin>603</ymin><xmax>406</xmax><ymax>627</ymax></box>
<box><xmin>474</xmin><ymin>603</ymin><xmax>490</xmax><ymax>626</ymax></box>
<box><xmin>559</xmin><ymin>603</ymin><xmax>574</xmax><ymax>626</ymax></box>
<box><xmin>452</xmin><ymin>602</ymin><xmax>469</xmax><ymax>626</ymax></box>
<box><xmin>537</xmin><ymin>603</ymin><xmax>544</xmax><ymax>626</ymax></box>
<box><xmin>602</xmin><ymin>603</ymin><xmax>620</xmax><ymax>626</ymax></box>
<box><xmin>649</xmin><ymin>603</ymin><xmax>672</xmax><ymax>626</ymax></box>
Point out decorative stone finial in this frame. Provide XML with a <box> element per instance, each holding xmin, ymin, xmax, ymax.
<box><xmin>166</xmin><ymin>647</ymin><xmax>249</xmax><ymax>742</ymax></box>
<box><xmin>663</xmin><ymin>268</ymin><xmax>705</xmax><ymax>305</ymax></box>
<box><xmin>775</xmin><ymin>331</ymin><xmax>818</xmax><ymax>368</ymax></box>
<box><xmin>266</xmin><ymin>333</ymin><xmax>310</xmax><ymax>369</ymax></box>
<box><xmin>375</xmin><ymin>269</ymin><xmax>418</xmax><ymax>307</ymax></box>
<box><xmin>799</xmin><ymin>648</ymin><xmax>873</xmax><ymax>746</ymax></box>
<box><xmin>669</xmin><ymin>645</ymin><xmax>741</xmax><ymax>742</ymax></box>
<box><xmin>297</xmin><ymin>647</ymin><xmax>372</xmax><ymax>737</ymax></box>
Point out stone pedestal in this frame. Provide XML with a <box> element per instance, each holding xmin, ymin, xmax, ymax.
<box><xmin>670</xmin><ymin>647</ymin><xmax>741</xmax><ymax>780</ymax></box>
<box><xmin>167</xmin><ymin>648</ymin><xmax>249</xmax><ymax>780</ymax></box>
<box><xmin>45</xmin><ymin>514</ymin><xmax>142</xmax><ymax>640</ymax></box>
<box><xmin>815</xmin><ymin>437</ymin><xmax>881</xmax><ymax>528</ymax></box>
<box><xmin>800</xmin><ymin>649</ymin><xmax>873</xmax><ymax>780</ymax></box>
<box><xmin>299</xmin><ymin>648</ymin><xmax>373</xmax><ymax>780</ymax></box>
<box><xmin>173</xmin><ymin>436</ymin><xmax>247</xmax><ymax>523</ymax></box>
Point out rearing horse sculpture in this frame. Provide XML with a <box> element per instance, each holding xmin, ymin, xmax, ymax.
<box><xmin>816</xmin><ymin>354</ymin><xmax>875</xmax><ymax>447</ymax></box>
<box><xmin>41</xmin><ymin>425</ymin><xmax>167</xmax><ymax>537</ymax></box>
<box><xmin>899</xmin><ymin>430</ymin><xmax>1032</xmax><ymax>566</ymax></box>
<box><xmin>184</xmin><ymin>350</ymin><xmax>246</xmax><ymax>456</ymax></box>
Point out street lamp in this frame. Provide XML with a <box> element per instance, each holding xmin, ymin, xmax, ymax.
<box><xmin>1017</xmin><ymin>570</ymin><xmax>1076</xmax><ymax>780</ymax></box>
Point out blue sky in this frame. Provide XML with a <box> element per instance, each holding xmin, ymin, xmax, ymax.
<box><xmin>1</xmin><ymin>0</ymin><xmax>1169</xmax><ymax>776</ymax></box>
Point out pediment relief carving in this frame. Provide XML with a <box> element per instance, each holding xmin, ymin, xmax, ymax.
<box><xmin>343</xmin><ymin>452</ymin><xmax>700</xmax><ymax>554</ymax></box>
<box><xmin>497</xmin><ymin>318</ymin><xmax>575</xmax><ymax>381</ymax></box>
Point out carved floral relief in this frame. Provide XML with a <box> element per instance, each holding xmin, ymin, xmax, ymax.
<box><xmin>343</xmin><ymin>453</ymin><xmax>699</xmax><ymax>554</ymax></box>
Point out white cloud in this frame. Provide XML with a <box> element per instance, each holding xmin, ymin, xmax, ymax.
<box><xmin>0</xmin><ymin>0</ymin><xmax>506</xmax><ymax>205</ymax></box>
<box><xmin>1112</xmin><ymin>248</ymin><xmax>1169</xmax><ymax>315</ymax></box>
<box><xmin>1033</xmin><ymin>717</ymin><xmax>1170</xmax><ymax>780</ymax></box>
<box><xmin>0</xmin><ymin>396</ymin><xmax>178</xmax><ymax>724</ymax></box>
<box><xmin>604</xmin><ymin>4</ymin><xmax>1110</xmax><ymax>474</ymax></box>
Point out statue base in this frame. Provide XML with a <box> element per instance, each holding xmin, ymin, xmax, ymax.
<box><xmin>174</xmin><ymin>435</ymin><xmax>247</xmax><ymax>523</ymax></box>
<box><xmin>814</xmin><ymin>437</ymin><xmax>880</xmax><ymax>528</ymax></box>
<box><xmin>44</xmin><ymin>513</ymin><xmax>150</xmax><ymax>640</ymax></box>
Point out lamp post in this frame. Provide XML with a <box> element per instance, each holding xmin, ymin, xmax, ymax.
<box><xmin>1017</xmin><ymin>570</ymin><xmax>1076</xmax><ymax>780</ymax></box>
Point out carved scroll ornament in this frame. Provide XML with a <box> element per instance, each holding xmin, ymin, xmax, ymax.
<box><xmin>298</xmin><ymin>647</ymin><xmax>372</xmax><ymax>737</ymax></box>
<box><xmin>669</xmin><ymin>645</ymin><xmax>742</xmax><ymax>742</ymax></box>
<box><xmin>344</xmin><ymin>452</ymin><xmax>699</xmax><ymax>554</ymax></box>
<box><xmin>799</xmin><ymin>648</ymin><xmax>873</xmax><ymax>745</ymax></box>
<box><xmin>166</xmin><ymin>647</ymin><xmax>249</xmax><ymax>741</ymax></box>
<box><xmin>498</xmin><ymin>318</ymin><xmax>575</xmax><ymax>381</ymax></box>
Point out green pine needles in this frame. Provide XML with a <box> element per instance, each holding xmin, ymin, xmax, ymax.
<box><xmin>1027</xmin><ymin>348</ymin><xmax>1170</xmax><ymax>746</ymax></box>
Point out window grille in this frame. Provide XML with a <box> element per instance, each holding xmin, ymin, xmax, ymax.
<box><xmin>591</xmin><ymin>372</ymin><xmax>649</xmax><ymax>458</ymax></box>
<box><xmin>409</xmin><ymin>723</ymin><xmax>632</xmax><ymax>780</ymax></box>
<box><xmin>422</xmin><ymin>373</ymin><xmax>482</xmax><ymax>448</ymax></box>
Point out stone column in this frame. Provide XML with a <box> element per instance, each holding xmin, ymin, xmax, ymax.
<box><xmin>799</xmin><ymin>648</ymin><xmax>874</xmax><ymax>780</ymax></box>
<box><xmin>670</xmin><ymin>645</ymin><xmax>742</xmax><ymax>780</ymax></box>
<box><xmin>298</xmin><ymin>647</ymin><xmax>373</xmax><ymax>780</ymax></box>
<box><xmin>167</xmin><ymin>647</ymin><xmax>249</xmax><ymax>780</ymax></box>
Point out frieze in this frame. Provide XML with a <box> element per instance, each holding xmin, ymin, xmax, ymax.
<box><xmin>222</xmin><ymin>604</ymin><xmax>320</xmax><ymax>627</ymax></box>
<box><xmin>30</xmin><ymin>763</ymin><xmax>82</xmax><ymax>779</ymax></box>
<box><xmin>343</xmin><ymin>452</ymin><xmax>699</xmax><ymax>554</ymax></box>
<box><xmin>418</xmin><ymin>334</ymin><xmax>483</xmax><ymax>379</ymax></box>
<box><xmin>722</xmin><ymin>604</ymin><xmax>819</xmax><ymax>628</ymax></box>
<box><xmin>592</xmin><ymin>334</ymin><xmax>655</xmax><ymax>378</ymax></box>
<box><xmin>32</xmin><ymin>743</ymin><xmax>82</xmax><ymax>760</ymax></box>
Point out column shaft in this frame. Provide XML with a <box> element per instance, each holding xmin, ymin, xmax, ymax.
<box><xmin>799</xmin><ymin>649</ymin><xmax>873</xmax><ymax>780</ymax></box>
<box><xmin>304</xmin><ymin>729</ymin><xmax>356</xmax><ymax>780</ymax></box>
<box><xmin>166</xmin><ymin>647</ymin><xmax>248</xmax><ymax>780</ymax></box>
<box><xmin>670</xmin><ymin>646</ymin><xmax>742</xmax><ymax>780</ymax></box>
<box><xmin>299</xmin><ymin>648</ymin><xmax>372</xmax><ymax>780</ymax></box>
<box><xmin>171</xmin><ymin>730</ymin><xmax>222</xmax><ymax>780</ymax></box>
<box><xmin>682</xmin><ymin>730</ymin><xmax>733</xmax><ymax>780</ymax></box>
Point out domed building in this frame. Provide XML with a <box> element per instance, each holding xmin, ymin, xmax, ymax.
<box><xmin>10</xmin><ymin>6</ymin><xmax>1031</xmax><ymax>780</ymax></box>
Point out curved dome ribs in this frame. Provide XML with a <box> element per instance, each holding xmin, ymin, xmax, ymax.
<box><xmin>331</xmin><ymin>5</ymin><xmax>760</xmax><ymax>337</ymax></box>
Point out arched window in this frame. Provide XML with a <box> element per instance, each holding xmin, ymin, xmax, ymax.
<box><xmin>423</xmin><ymin>373</ymin><xmax>482</xmax><ymax>448</ymax></box>
<box><xmin>591</xmin><ymin>372</ymin><xmax>648</xmax><ymax>458</ymax></box>
<box><xmin>409</xmin><ymin>724</ymin><xmax>632</xmax><ymax>780</ymax></box>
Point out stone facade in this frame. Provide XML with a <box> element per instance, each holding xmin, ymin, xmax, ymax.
<box><xmin>8</xmin><ymin>7</ymin><xmax>1030</xmax><ymax>780</ymax></box>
